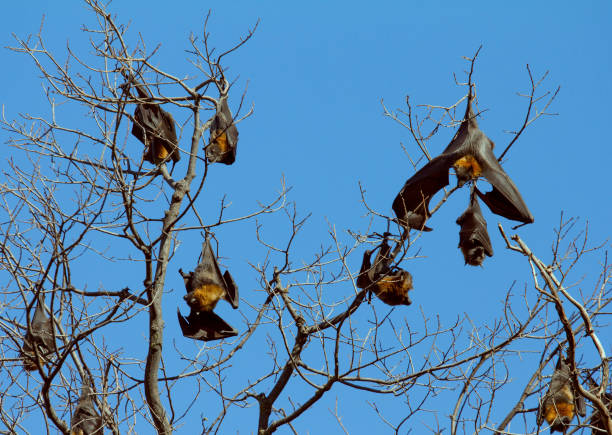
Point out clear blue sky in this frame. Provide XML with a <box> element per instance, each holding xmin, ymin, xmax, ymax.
<box><xmin>1</xmin><ymin>1</ymin><xmax>610</xmax><ymax>433</ymax></box>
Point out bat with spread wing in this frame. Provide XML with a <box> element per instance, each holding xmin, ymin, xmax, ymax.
<box><xmin>537</xmin><ymin>356</ymin><xmax>586</xmax><ymax>433</ymax></box>
<box><xmin>356</xmin><ymin>238</ymin><xmax>413</xmax><ymax>306</ymax></box>
<box><xmin>206</xmin><ymin>95</ymin><xmax>238</xmax><ymax>165</ymax></box>
<box><xmin>21</xmin><ymin>294</ymin><xmax>55</xmax><ymax>371</ymax></box>
<box><xmin>177</xmin><ymin>237</ymin><xmax>239</xmax><ymax>341</ymax></box>
<box><xmin>70</xmin><ymin>379</ymin><xmax>103</xmax><ymax>435</ymax></box>
<box><xmin>392</xmin><ymin>88</ymin><xmax>533</xmax><ymax>231</ymax></box>
<box><xmin>456</xmin><ymin>189</ymin><xmax>493</xmax><ymax>266</ymax></box>
<box><xmin>129</xmin><ymin>77</ymin><xmax>180</xmax><ymax>165</ymax></box>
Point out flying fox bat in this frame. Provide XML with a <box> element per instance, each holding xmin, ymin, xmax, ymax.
<box><xmin>356</xmin><ymin>239</ymin><xmax>413</xmax><ymax>306</ymax></box>
<box><xmin>456</xmin><ymin>189</ymin><xmax>493</xmax><ymax>266</ymax></box>
<box><xmin>537</xmin><ymin>357</ymin><xmax>586</xmax><ymax>433</ymax></box>
<box><xmin>392</xmin><ymin>89</ymin><xmax>533</xmax><ymax>231</ymax></box>
<box><xmin>129</xmin><ymin>78</ymin><xmax>180</xmax><ymax>165</ymax></box>
<box><xmin>70</xmin><ymin>379</ymin><xmax>103</xmax><ymax>435</ymax></box>
<box><xmin>206</xmin><ymin>96</ymin><xmax>238</xmax><ymax>165</ymax></box>
<box><xmin>177</xmin><ymin>238</ymin><xmax>239</xmax><ymax>341</ymax></box>
<box><xmin>20</xmin><ymin>294</ymin><xmax>55</xmax><ymax>371</ymax></box>
<box><xmin>588</xmin><ymin>380</ymin><xmax>612</xmax><ymax>434</ymax></box>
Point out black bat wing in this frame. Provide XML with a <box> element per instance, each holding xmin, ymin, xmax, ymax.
<box><xmin>159</xmin><ymin>109</ymin><xmax>180</xmax><ymax>163</ymax></box>
<box><xmin>177</xmin><ymin>308</ymin><xmax>238</xmax><ymax>341</ymax></box>
<box><xmin>356</xmin><ymin>250</ymin><xmax>373</xmax><ymax>290</ymax></box>
<box><xmin>392</xmin><ymin>154</ymin><xmax>453</xmax><ymax>231</ymax></box>
<box><xmin>371</xmin><ymin>239</ymin><xmax>392</xmax><ymax>278</ymax></box>
<box><xmin>475</xmin><ymin>144</ymin><xmax>533</xmax><ymax>224</ymax></box>
<box><xmin>222</xmin><ymin>270</ymin><xmax>239</xmax><ymax>309</ymax></box>
<box><xmin>24</xmin><ymin>295</ymin><xmax>55</xmax><ymax>353</ymax></box>
<box><xmin>456</xmin><ymin>193</ymin><xmax>493</xmax><ymax>266</ymax></box>
<box><xmin>71</xmin><ymin>383</ymin><xmax>103</xmax><ymax>435</ymax></box>
<box><xmin>206</xmin><ymin>98</ymin><xmax>238</xmax><ymax>165</ymax></box>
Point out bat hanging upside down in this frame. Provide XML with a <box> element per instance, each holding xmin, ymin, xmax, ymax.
<box><xmin>177</xmin><ymin>237</ymin><xmax>239</xmax><ymax>341</ymax></box>
<box><xmin>206</xmin><ymin>95</ymin><xmax>238</xmax><ymax>165</ymax></box>
<box><xmin>537</xmin><ymin>355</ymin><xmax>586</xmax><ymax>433</ymax></box>
<box><xmin>70</xmin><ymin>378</ymin><xmax>103</xmax><ymax>435</ymax></box>
<box><xmin>129</xmin><ymin>76</ymin><xmax>180</xmax><ymax>165</ymax></box>
<box><xmin>20</xmin><ymin>293</ymin><xmax>56</xmax><ymax>371</ymax></box>
<box><xmin>456</xmin><ymin>188</ymin><xmax>493</xmax><ymax>266</ymax></box>
<box><xmin>356</xmin><ymin>238</ymin><xmax>413</xmax><ymax>306</ymax></box>
<box><xmin>392</xmin><ymin>87</ymin><xmax>533</xmax><ymax>231</ymax></box>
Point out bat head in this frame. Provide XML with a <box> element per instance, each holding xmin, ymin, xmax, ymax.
<box><xmin>460</xmin><ymin>242</ymin><xmax>487</xmax><ymax>266</ymax></box>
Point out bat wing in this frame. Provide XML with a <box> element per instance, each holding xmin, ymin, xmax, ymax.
<box><xmin>475</xmin><ymin>146</ymin><xmax>533</xmax><ymax>224</ymax></box>
<box><xmin>132</xmin><ymin>103</ymin><xmax>179</xmax><ymax>164</ymax></box>
<box><xmin>392</xmin><ymin>154</ymin><xmax>453</xmax><ymax>231</ymax></box>
<box><xmin>177</xmin><ymin>309</ymin><xmax>238</xmax><ymax>341</ymax></box>
<box><xmin>206</xmin><ymin>98</ymin><xmax>238</xmax><ymax>165</ymax></box>
<box><xmin>371</xmin><ymin>239</ymin><xmax>392</xmax><ymax>278</ymax></box>
<box><xmin>159</xmin><ymin>110</ymin><xmax>180</xmax><ymax>163</ymax></box>
<box><xmin>222</xmin><ymin>270</ymin><xmax>239</xmax><ymax>309</ymax></box>
<box><xmin>71</xmin><ymin>383</ymin><xmax>103</xmax><ymax>435</ymax></box>
<box><xmin>21</xmin><ymin>295</ymin><xmax>55</xmax><ymax>369</ymax></box>
<box><xmin>356</xmin><ymin>250</ymin><xmax>373</xmax><ymax>290</ymax></box>
<box><xmin>456</xmin><ymin>193</ymin><xmax>493</xmax><ymax>266</ymax></box>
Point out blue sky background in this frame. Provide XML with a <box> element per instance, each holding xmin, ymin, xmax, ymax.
<box><xmin>1</xmin><ymin>1</ymin><xmax>610</xmax><ymax>433</ymax></box>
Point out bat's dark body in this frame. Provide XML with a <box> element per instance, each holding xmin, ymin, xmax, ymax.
<box><xmin>589</xmin><ymin>381</ymin><xmax>612</xmax><ymax>435</ymax></box>
<box><xmin>392</xmin><ymin>91</ymin><xmax>533</xmax><ymax>230</ymax></box>
<box><xmin>537</xmin><ymin>357</ymin><xmax>586</xmax><ymax>433</ymax></box>
<box><xmin>21</xmin><ymin>295</ymin><xmax>55</xmax><ymax>371</ymax></box>
<box><xmin>357</xmin><ymin>240</ymin><xmax>413</xmax><ymax>306</ymax></box>
<box><xmin>206</xmin><ymin>97</ymin><xmax>238</xmax><ymax>165</ymax></box>
<box><xmin>70</xmin><ymin>381</ymin><xmax>103</xmax><ymax>435</ymax></box>
<box><xmin>130</xmin><ymin>81</ymin><xmax>180</xmax><ymax>165</ymax></box>
<box><xmin>456</xmin><ymin>191</ymin><xmax>493</xmax><ymax>266</ymax></box>
<box><xmin>177</xmin><ymin>239</ymin><xmax>239</xmax><ymax>341</ymax></box>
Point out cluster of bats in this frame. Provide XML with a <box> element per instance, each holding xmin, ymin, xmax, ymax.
<box><xmin>356</xmin><ymin>88</ymin><xmax>533</xmax><ymax>310</ymax></box>
<box><xmin>128</xmin><ymin>75</ymin><xmax>242</xmax><ymax>342</ymax></box>
<box><xmin>16</xmin><ymin>76</ymin><xmax>242</xmax><ymax>433</ymax></box>
<box><xmin>19</xmin><ymin>296</ymin><xmax>104</xmax><ymax>434</ymax></box>
<box><xmin>17</xmin><ymin>78</ymin><xmax>611</xmax><ymax>433</ymax></box>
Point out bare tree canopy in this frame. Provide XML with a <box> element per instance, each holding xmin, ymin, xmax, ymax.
<box><xmin>0</xmin><ymin>1</ymin><xmax>610</xmax><ymax>434</ymax></box>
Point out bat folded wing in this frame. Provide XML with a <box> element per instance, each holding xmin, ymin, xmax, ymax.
<box><xmin>477</xmin><ymin>160</ymin><xmax>533</xmax><ymax>224</ymax></box>
<box><xmin>456</xmin><ymin>194</ymin><xmax>493</xmax><ymax>266</ymax></box>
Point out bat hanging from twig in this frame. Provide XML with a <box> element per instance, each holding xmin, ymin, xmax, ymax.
<box><xmin>392</xmin><ymin>87</ymin><xmax>533</xmax><ymax>231</ymax></box>
<box><xmin>20</xmin><ymin>294</ymin><xmax>55</xmax><ymax>371</ymax></box>
<box><xmin>356</xmin><ymin>237</ymin><xmax>413</xmax><ymax>306</ymax></box>
<box><xmin>128</xmin><ymin>77</ymin><xmax>180</xmax><ymax>165</ymax></box>
<box><xmin>456</xmin><ymin>187</ymin><xmax>493</xmax><ymax>266</ymax></box>
<box><xmin>177</xmin><ymin>237</ymin><xmax>239</xmax><ymax>341</ymax></box>
<box><xmin>537</xmin><ymin>355</ymin><xmax>586</xmax><ymax>433</ymax></box>
<box><xmin>206</xmin><ymin>94</ymin><xmax>238</xmax><ymax>165</ymax></box>
<box><xmin>70</xmin><ymin>378</ymin><xmax>103</xmax><ymax>435</ymax></box>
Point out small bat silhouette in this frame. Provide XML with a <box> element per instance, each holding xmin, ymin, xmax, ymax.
<box><xmin>21</xmin><ymin>294</ymin><xmax>55</xmax><ymax>371</ymax></box>
<box><xmin>537</xmin><ymin>356</ymin><xmax>586</xmax><ymax>433</ymax></box>
<box><xmin>206</xmin><ymin>96</ymin><xmax>238</xmax><ymax>165</ymax></box>
<box><xmin>70</xmin><ymin>379</ymin><xmax>103</xmax><ymax>435</ymax></box>
<box><xmin>392</xmin><ymin>88</ymin><xmax>533</xmax><ymax>231</ymax></box>
<box><xmin>356</xmin><ymin>238</ymin><xmax>413</xmax><ymax>306</ymax></box>
<box><xmin>129</xmin><ymin>78</ymin><xmax>180</xmax><ymax>165</ymax></box>
<box><xmin>456</xmin><ymin>189</ymin><xmax>493</xmax><ymax>266</ymax></box>
<box><xmin>177</xmin><ymin>237</ymin><xmax>239</xmax><ymax>341</ymax></box>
